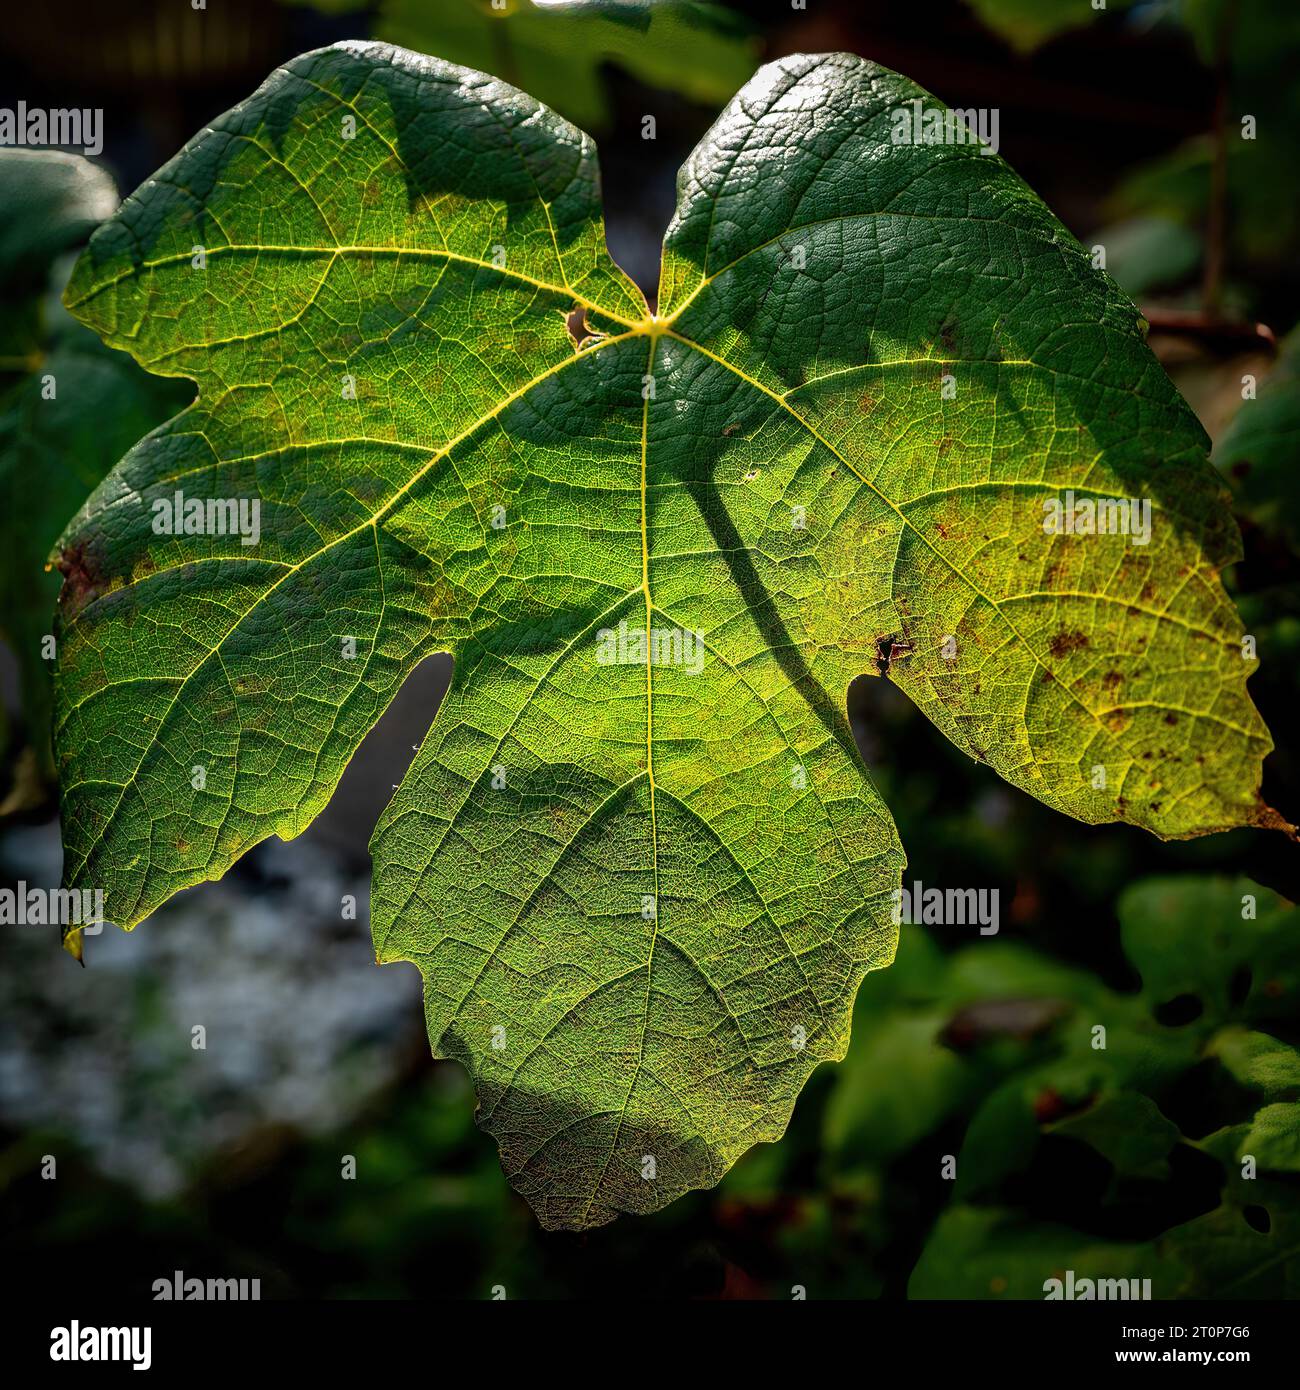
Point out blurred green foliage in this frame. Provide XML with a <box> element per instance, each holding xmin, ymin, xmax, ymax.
<box><xmin>1217</xmin><ymin>332</ymin><xmax>1300</xmax><ymax>547</ymax></box>
<box><xmin>1116</xmin><ymin>0</ymin><xmax>1300</xmax><ymax>297</ymax></box>
<box><xmin>0</xmin><ymin>152</ymin><xmax>190</xmax><ymax>806</ymax></box>
<box><xmin>1086</xmin><ymin>216</ymin><xmax>1202</xmax><ymax>298</ymax></box>
<box><xmin>966</xmin><ymin>0</ymin><xmax>1300</xmax><ymax>307</ymax></box>
<box><xmin>291</xmin><ymin>0</ymin><xmax>760</xmax><ymax>132</ymax></box>
<box><xmin>962</xmin><ymin>0</ymin><xmax>1140</xmax><ymax>54</ymax></box>
<box><xmin>901</xmin><ymin>879</ymin><xmax>1300</xmax><ymax>1297</ymax></box>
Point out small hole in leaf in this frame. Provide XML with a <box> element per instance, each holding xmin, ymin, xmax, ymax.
<box><xmin>1243</xmin><ymin>1204</ymin><xmax>1271</xmax><ymax>1234</ymax></box>
<box><xmin>1154</xmin><ymin>993</ymin><xmax>1203</xmax><ymax>1026</ymax></box>
<box><xmin>564</xmin><ymin>305</ymin><xmax>593</xmax><ymax>349</ymax></box>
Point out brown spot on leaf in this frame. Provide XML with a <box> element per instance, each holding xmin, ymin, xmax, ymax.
<box><xmin>130</xmin><ymin>553</ymin><xmax>157</xmax><ymax>586</ymax></box>
<box><xmin>1048</xmin><ymin>631</ymin><xmax>1089</xmax><ymax>658</ymax></box>
<box><xmin>56</xmin><ymin>541</ymin><xmax>108</xmax><ymax>617</ymax></box>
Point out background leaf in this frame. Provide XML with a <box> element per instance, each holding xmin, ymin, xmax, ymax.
<box><xmin>0</xmin><ymin>151</ymin><xmax>189</xmax><ymax>805</ymax></box>
<box><xmin>375</xmin><ymin>0</ymin><xmax>759</xmax><ymax>131</ymax></box>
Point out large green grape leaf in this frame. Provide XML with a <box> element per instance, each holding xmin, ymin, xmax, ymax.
<box><xmin>55</xmin><ymin>42</ymin><xmax>1281</xmax><ymax>1229</ymax></box>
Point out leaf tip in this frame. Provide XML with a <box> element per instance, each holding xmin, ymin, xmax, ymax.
<box><xmin>62</xmin><ymin>926</ymin><xmax>85</xmax><ymax>965</ymax></box>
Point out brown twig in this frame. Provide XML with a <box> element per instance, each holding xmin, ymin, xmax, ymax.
<box><xmin>1141</xmin><ymin>306</ymin><xmax>1276</xmax><ymax>355</ymax></box>
<box><xmin>1203</xmin><ymin>0</ymin><xmax>1238</xmax><ymax>317</ymax></box>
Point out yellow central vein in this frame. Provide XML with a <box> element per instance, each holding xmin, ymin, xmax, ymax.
<box><xmin>580</xmin><ymin>331</ymin><xmax>661</xmax><ymax>1226</ymax></box>
<box><xmin>639</xmin><ymin>330</ymin><xmax>662</xmax><ymax>1010</ymax></box>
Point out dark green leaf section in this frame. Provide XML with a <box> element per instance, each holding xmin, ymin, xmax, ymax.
<box><xmin>57</xmin><ymin>43</ymin><xmax>1281</xmax><ymax>1229</ymax></box>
